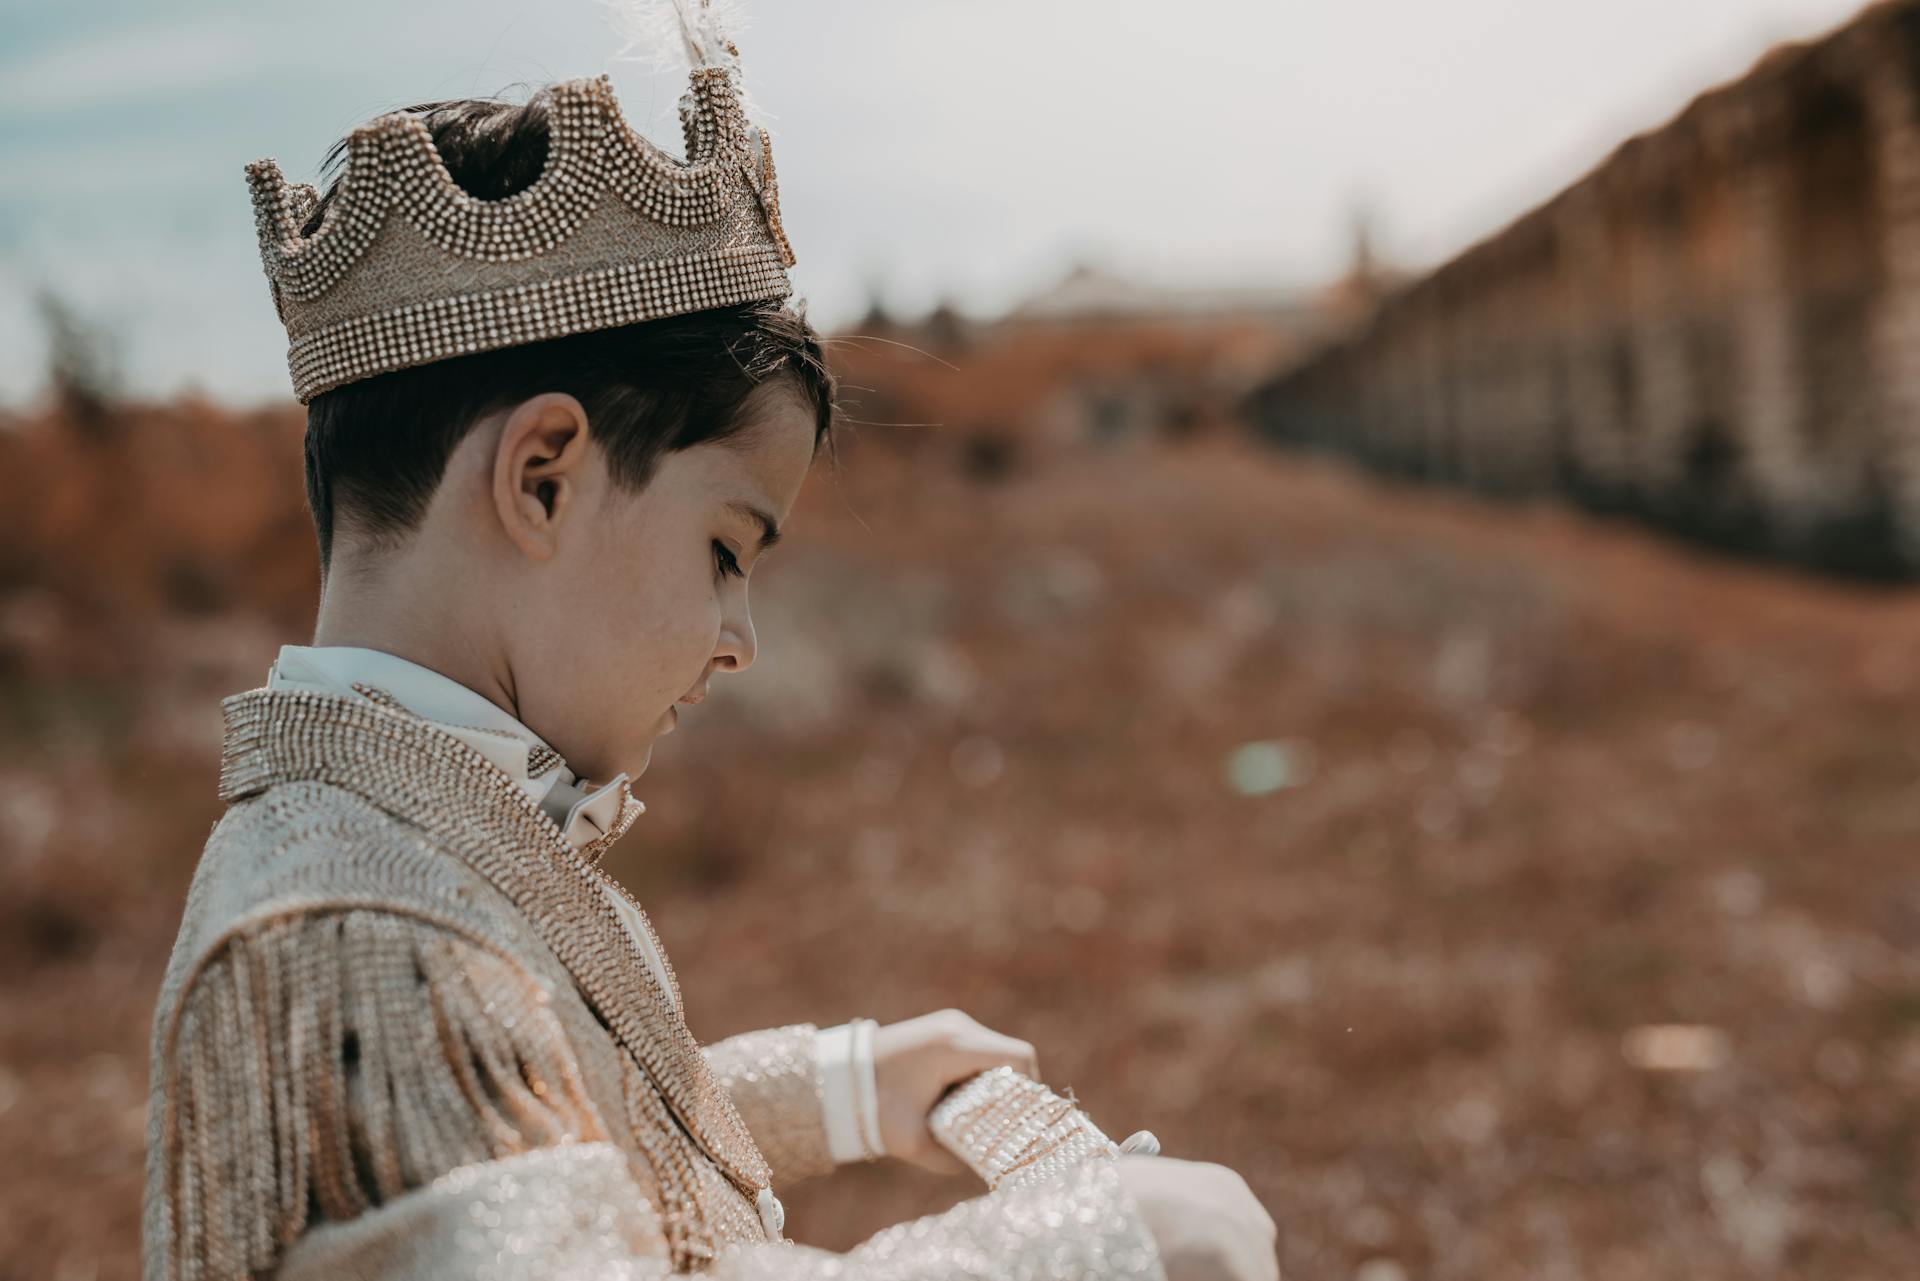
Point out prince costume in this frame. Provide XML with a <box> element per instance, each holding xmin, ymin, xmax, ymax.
<box><xmin>141</xmin><ymin>4</ymin><xmax>1166</xmax><ymax>1279</ymax></box>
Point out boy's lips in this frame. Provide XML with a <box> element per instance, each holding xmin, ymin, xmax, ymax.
<box><xmin>665</xmin><ymin>684</ymin><xmax>706</xmax><ymax>733</ymax></box>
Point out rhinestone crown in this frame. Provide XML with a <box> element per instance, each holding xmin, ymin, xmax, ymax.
<box><xmin>246</xmin><ymin>65</ymin><xmax>796</xmax><ymax>402</ymax></box>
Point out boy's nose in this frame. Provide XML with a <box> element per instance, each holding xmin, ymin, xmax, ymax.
<box><xmin>718</xmin><ymin>616</ymin><xmax>757</xmax><ymax>673</ymax></box>
<box><xmin>725</xmin><ymin>614</ymin><xmax>756</xmax><ymax>668</ymax></box>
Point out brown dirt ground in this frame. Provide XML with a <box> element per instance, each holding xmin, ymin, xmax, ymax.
<box><xmin>1</xmin><ymin>360</ymin><xmax>1916</xmax><ymax>1280</ymax></box>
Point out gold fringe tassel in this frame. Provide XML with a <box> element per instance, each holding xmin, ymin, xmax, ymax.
<box><xmin>158</xmin><ymin>910</ymin><xmax>611</xmax><ymax>1281</ymax></box>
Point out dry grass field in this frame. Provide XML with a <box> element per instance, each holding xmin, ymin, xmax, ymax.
<box><xmin>1</xmin><ymin>331</ymin><xmax>1916</xmax><ymax>1279</ymax></box>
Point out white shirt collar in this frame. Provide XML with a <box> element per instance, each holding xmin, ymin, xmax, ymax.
<box><xmin>266</xmin><ymin>644</ymin><xmax>640</xmax><ymax>852</ymax></box>
<box><xmin>271</xmin><ymin>645</ymin><xmax>547</xmax><ymax>744</ymax></box>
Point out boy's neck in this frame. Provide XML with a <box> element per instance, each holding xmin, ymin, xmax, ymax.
<box><xmin>312</xmin><ymin>551</ymin><xmax>521</xmax><ymax>730</ymax></box>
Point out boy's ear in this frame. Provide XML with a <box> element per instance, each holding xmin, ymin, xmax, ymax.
<box><xmin>492</xmin><ymin>392</ymin><xmax>592</xmax><ymax>561</ymax></box>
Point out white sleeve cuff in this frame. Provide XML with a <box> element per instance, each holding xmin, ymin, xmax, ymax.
<box><xmin>814</xmin><ymin>1020</ymin><xmax>884</xmax><ymax>1163</ymax></box>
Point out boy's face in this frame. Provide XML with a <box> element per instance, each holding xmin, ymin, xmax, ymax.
<box><xmin>506</xmin><ymin>384</ymin><xmax>818</xmax><ymax>784</ymax></box>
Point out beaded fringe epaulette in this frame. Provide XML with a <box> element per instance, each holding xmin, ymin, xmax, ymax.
<box><xmin>246</xmin><ymin>64</ymin><xmax>796</xmax><ymax>401</ymax></box>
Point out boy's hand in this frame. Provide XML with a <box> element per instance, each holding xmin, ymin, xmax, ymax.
<box><xmin>1118</xmin><ymin>1155</ymin><xmax>1281</xmax><ymax>1281</ymax></box>
<box><xmin>872</xmin><ymin>1009</ymin><xmax>1039</xmax><ymax>1174</ymax></box>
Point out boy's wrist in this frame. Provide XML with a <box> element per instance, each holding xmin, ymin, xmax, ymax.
<box><xmin>814</xmin><ymin>1019</ymin><xmax>885</xmax><ymax>1163</ymax></box>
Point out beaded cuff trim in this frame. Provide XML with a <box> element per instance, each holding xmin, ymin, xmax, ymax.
<box><xmin>928</xmin><ymin>1066</ymin><xmax>1124</xmax><ymax>1193</ymax></box>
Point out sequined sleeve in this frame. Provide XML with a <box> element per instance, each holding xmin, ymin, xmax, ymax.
<box><xmin>274</xmin><ymin>1136</ymin><xmax>1164</xmax><ymax>1281</ymax></box>
<box><xmin>702</xmin><ymin>1024</ymin><xmax>837</xmax><ymax>1184</ymax></box>
<box><xmin>747</xmin><ymin>1158</ymin><xmax>1161</xmax><ymax>1281</ymax></box>
<box><xmin>276</xmin><ymin>1144</ymin><xmax>674</xmax><ymax>1281</ymax></box>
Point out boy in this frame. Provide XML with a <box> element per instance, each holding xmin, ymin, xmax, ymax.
<box><xmin>143</xmin><ymin>12</ymin><xmax>1276</xmax><ymax>1281</ymax></box>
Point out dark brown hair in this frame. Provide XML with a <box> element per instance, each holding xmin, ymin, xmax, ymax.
<box><xmin>299</xmin><ymin>91</ymin><xmax>836</xmax><ymax>570</ymax></box>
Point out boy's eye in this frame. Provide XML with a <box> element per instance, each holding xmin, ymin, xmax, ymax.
<box><xmin>713</xmin><ymin>540</ymin><xmax>744</xmax><ymax>579</ymax></box>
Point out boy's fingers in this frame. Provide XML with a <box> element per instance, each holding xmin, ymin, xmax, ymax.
<box><xmin>954</xmin><ymin>1036</ymin><xmax>1039</xmax><ymax>1081</ymax></box>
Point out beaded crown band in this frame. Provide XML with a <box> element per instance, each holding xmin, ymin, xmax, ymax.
<box><xmin>246</xmin><ymin>57</ymin><xmax>796</xmax><ymax>402</ymax></box>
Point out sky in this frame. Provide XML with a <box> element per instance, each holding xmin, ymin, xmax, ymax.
<box><xmin>0</xmin><ymin>0</ymin><xmax>1874</xmax><ymax>405</ymax></box>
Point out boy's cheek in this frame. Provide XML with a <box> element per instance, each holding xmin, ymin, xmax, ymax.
<box><xmin>560</xmin><ymin>562</ymin><xmax>715</xmax><ymax>716</ymax></box>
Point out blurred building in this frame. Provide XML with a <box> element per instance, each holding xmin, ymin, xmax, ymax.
<box><xmin>1250</xmin><ymin>0</ymin><xmax>1920</xmax><ymax>576</ymax></box>
<box><xmin>842</xmin><ymin>232</ymin><xmax>1395</xmax><ymax>469</ymax></box>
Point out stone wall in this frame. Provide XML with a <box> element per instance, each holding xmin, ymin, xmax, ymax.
<box><xmin>1250</xmin><ymin>0</ymin><xmax>1920</xmax><ymax>575</ymax></box>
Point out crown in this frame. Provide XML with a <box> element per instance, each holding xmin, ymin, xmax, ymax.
<box><xmin>246</xmin><ymin>64</ymin><xmax>796</xmax><ymax>402</ymax></box>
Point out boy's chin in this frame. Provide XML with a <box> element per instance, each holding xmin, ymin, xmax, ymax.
<box><xmin>592</xmin><ymin>704</ymin><xmax>674</xmax><ymax>781</ymax></box>
<box><xmin>628</xmin><ymin>705</ymin><xmax>680</xmax><ymax>766</ymax></box>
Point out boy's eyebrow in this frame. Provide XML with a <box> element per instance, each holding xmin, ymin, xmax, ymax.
<box><xmin>727</xmin><ymin>499</ymin><xmax>783</xmax><ymax>553</ymax></box>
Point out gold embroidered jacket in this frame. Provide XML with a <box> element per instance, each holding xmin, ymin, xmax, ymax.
<box><xmin>143</xmin><ymin>689</ymin><xmax>1163</xmax><ymax>1281</ymax></box>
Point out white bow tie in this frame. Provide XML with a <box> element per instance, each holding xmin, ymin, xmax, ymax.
<box><xmin>533</xmin><ymin>766</ymin><xmax>641</xmax><ymax>858</ymax></box>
